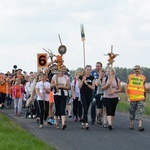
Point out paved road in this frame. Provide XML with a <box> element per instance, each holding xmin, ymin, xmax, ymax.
<box><xmin>1</xmin><ymin>107</ymin><xmax>150</xmax><ymax>150</ymax></box>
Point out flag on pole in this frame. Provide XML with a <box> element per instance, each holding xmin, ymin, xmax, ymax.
<box><xmin>80</xmin><ymin>24</ymin><xmax>85</xmax><ymax>41</ymax></box>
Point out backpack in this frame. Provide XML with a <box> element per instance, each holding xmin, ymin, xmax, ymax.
<box><xmin>74</xmin><ymin>78</ymin><xmax>76</xmax><ymax>90</ymax></box>
<box><xmin>105</xmin><ymin>76</ymin><xmax>118</xmax><ymax>86</ymax></box>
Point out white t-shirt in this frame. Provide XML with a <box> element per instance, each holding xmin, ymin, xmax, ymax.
<box><xmin>52</xmin><ymin>74</ymin><xmax>69</xmax><ymax>96</ymax></box>
<box><xmin>36</xmin><ymin>81</ymin><xmax>50</xmax><ymax>101</ymax></box>
<box><xmin>71</xmin><ymin>79</ymin><xmax>80</xmax><ymax>98</ymax></box>
<box><xmin>25</xmin><ymin>81</ymin><xmax>35</xmax><ymax>97</ymax></box>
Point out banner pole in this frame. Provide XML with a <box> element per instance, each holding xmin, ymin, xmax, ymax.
<box><xmin>83</xmin><ymin>40</ymin><xmax>85</xmax><ymax>68</ymax></box>
<box><xmin>80</xmin><ymin>24</ymin><xmax>86</xmax><ymax>68</ymax></box>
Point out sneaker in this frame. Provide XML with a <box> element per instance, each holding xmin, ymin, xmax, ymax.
<box><xmin>52</xmin><ymin>119</ymin><xmax>56</xmax><ymax>125</ymax></box>
<box><xmin>61</xmin><ymin>124</ymin><xmax>67</xmax><ymax>130</ymax></box>
<box><xmin>33</xmin><ymin>115</ymin><xmax>36</xmax><ymax>118</ymax></box>
<box><xmin>129</xmin><ymin>124</ymin><xmax>134</xmax><ymax>130</ymax></box>
<box><xmin>85</xmin><ymin>123</ymin><xmax>89</xmax><ymax>130</ymax></box>
<box><xmin>81</xmin><ymin>123</ymin><xmax>85</xmax><ymax>129</ymax></box>
<box><xmin>47</xmin><ymin>118</ymin><xmax>53</xmax><ymax>125</ymax></box>
<box><xmin>56</xmin><ymin>124</ymin><xmax>60</xmax><ymax>129</ymax></box>
<box><xmin>138</xmin><ymin>127</ymin><xmax>145</xmax><ymax>131</ymax></box>
<box><xmin>47</xmin><ymin>118</ymin><xmax>56</xmax><ymax>125</ymax></box>
<box><xmin>74</xmin><ymin>117</ymin><xmax>78</xmax><ymax>122</ymax></box>
<box><xmin>108</xmin><ymin>125</ymin><xmax>113</xmax><ymax>130</ymax></box>
<box><xmin>97</xmin><ymin>119</ymin><xmax>102</xmax><ymax>125</ymax></box>
<box><xmin>66</xmin><ymin>110</ymin><xmax>68</xmax><ymax>115</ymax></box>
<box><xmin>91</xmin><ymin>120</ymin><xmax>95</xmax><ymax>125</ymax></box>
<box><xmin>103</xmin><ymin>124</ymin><xmax>107</xmax><ymax>128</ymax></box>
<box><xmin>28</xmin><ymin>115</ymin><xmax>31</xmax><ymax>118</ymax></box>
<box><xmin>36</xmin><ymin>117</ymin><xmax>40</xmax><ymax>123</ymax></box>
<box><xmin>39</xmin><ymin>125</ymin><xmax>43</xmax><ymax>129</ymax></box>
<box><xmin>79</xmin><ymin>118</ymin><xmax>83</xmax><ymax>122</ymax></box>
<box><xmin>129</xmin><ymin>126</ymin><xmax>134</xmax><ymax>130</ymax></box>
<box><xmin>44</xmin><ymin>121</ymin><xmax>48</xmax><ymax>126</ymax></box>
<box><xmin>2</xmin><ymin>104</ymin><xmax>5</xmax><ymax>108</ymax></box>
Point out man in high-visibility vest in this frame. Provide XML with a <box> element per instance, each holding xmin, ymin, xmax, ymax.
<box><xmin>125</xmin><ymin>65</ymin><xmax>146</xmax><ymax>131</ymax></box>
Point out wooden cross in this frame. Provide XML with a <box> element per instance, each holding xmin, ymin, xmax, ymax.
<box><xmin>104</xmin><ymin>45</ymin><xmax>119</xmax><ymax>68</ymax></box>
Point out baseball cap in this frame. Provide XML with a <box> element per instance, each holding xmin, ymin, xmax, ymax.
<box><xmin>133</xmin><ymin>65</ymin><xmax>140</xmax><ymax>70</ymax></box>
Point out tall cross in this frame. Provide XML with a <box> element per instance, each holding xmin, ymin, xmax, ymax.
<box><xmin>104</xmin><ymin>45</ymin><xmax>119</xmax><ymax>68</ymax></box>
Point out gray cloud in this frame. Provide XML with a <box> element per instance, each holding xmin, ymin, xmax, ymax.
<box><xmin>0</xmin><ymin>0</ymin><xmax>150</xmax><ymax>73</ymax></box>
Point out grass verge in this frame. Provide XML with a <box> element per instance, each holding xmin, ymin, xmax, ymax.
<box><xmin>0</xmin><ymin>113</ymin><xmax>56</xmax><ymax>150</ymax></box>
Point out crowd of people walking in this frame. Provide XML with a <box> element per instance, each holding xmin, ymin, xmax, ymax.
<box><xmin>0</xmin><ymin>63</ymin><xmax>146</xmax><ymax>131</ymax></box>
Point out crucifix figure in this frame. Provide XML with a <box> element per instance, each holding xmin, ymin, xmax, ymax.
<box><xmin>104</xmin><ymin>45</ymin><xmax>119</xmax><ymax>93</ymax></box>
<box><xmin>104</xmin><ymin>45</ymin><xmax>119</xmax><ymax>68</ymax></box>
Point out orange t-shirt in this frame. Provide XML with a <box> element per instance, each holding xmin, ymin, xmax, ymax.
<box><xmin>15</xmin><ymin>85</ymin><xmax>21</xmax><ymax>98</ymax></box>
<box><xmin>0</xmin><ymin>77</ymin><xmax>6</xmax><ymax>93</ymax></box>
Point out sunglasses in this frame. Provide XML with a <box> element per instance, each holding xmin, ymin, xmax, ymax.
<box><xmin>134</xmin><ymin>69</ymin><xmax>139</xmax><ymax>71</ymax></box>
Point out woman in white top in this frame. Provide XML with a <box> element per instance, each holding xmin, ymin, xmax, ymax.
<box><xmin>51</xmin><ymin>65</ymin><xmax>70</xmax><ymax>130</ymax></box>
<box><xmin>25</xmin><ymin>75</ymin><xmax>35</xmax><ymax>99</ymax></box>
<box><xmin>71</xmin><ymin>71</ymin><xmax>83</xmax><ymax>121</ymax></box>
<box><xmin>35</xmin><ymin>73</ymin><xmax>50</xmax><ymax>128</ymax></box>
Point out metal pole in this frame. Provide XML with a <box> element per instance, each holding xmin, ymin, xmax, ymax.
<box><xmin>58</xmin><ymin>34</ymin><xmax>62</xmax><ymax>45</ymax></box>
<box><xmin>111</xmin><ymin>45</ymin><xmax>113</xmax><ymax>68</ymax></box>
<box><xmin>83</xmin><ymin>41</ymin><xmax>86</xmax><ymax>68</ymax></box>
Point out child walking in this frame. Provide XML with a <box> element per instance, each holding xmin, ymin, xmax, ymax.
<box><xmin>12</xmin><ymin>78</ymin><xmax>24</xmax><ymax>116</ymax></box>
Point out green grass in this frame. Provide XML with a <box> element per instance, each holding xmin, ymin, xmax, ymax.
<box><xmin>0</xmin><ymin>113</ymin><xmax>56</xmax><ymax>150</ymax></box>
<box><xmin>117</xmin><ymin>93</ymin><xmax>150</xmax><ymax>116</ymax></box>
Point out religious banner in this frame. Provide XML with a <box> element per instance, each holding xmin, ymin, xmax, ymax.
<box><xmin>80</xmin><ymin>24</ymin><xmax>85</xmax><ymax>41</ymax></box>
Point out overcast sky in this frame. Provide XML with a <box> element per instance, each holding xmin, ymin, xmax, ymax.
<box><xmin>0</xmin><ymin>0</ymin><xmax>150</xmax><ymax>73</ymax></box>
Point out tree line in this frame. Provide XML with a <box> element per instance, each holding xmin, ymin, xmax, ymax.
<box><xmin>70</xmin><ymin>67</ymin><xmax>150</xmax><ymax>82</ymax></box>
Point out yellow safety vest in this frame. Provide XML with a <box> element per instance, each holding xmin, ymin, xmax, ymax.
<box><xmin>127</xmin><ymin>74</ymin><xmax>145</xmax><ymax>101</ymax></box>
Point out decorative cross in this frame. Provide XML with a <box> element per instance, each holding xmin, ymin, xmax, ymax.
<box><xmin>104</xmin><ymin>45</ymin><xmax>119</xmax><ymax>68</ymax></box>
